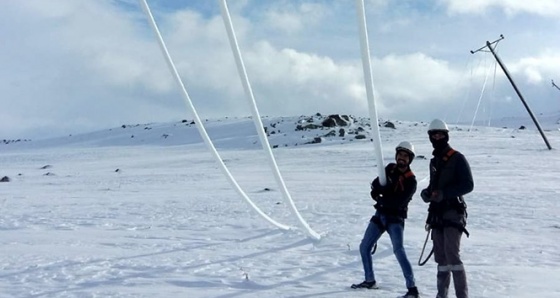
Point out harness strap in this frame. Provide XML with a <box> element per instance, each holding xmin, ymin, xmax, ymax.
<box><xmin>391</xmin><ymin>164</ymin><xmax>415</xmax><ymax>192</ymax></box>
<box><xmin>442</xmin><ymin>148</ymin><xmax>457</xmax><ymax>162</ymax></box>
<box><xmin>432</xmin><ymin>220</ymin><xmax>470</xmax><ymax>238</ymax></box>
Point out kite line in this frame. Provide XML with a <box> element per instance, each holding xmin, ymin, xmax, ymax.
<box><xmin>138</xmin><ymin>0</ymin><xmax>291</xmax><ymax>232</ymax></box>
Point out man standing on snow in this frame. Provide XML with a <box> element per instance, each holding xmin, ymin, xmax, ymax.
<box><xmin>352</xmin><ymin>141</ymin><xmax>419</xmax><ymax>298</ymax></box>
<box><xmin>421</xmin><ymin>119</ymin><xmax>474</xmax><ymax>298</ymax></box>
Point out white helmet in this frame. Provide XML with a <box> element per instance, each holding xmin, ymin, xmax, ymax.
<box><xmin>396</xmin><ymin>141</ymin><xmax>415</xmax><ymax>162</ymax></box>
<box><xmin>428</xmin><ymin>119</ymin><xmax>449</xmax><ymax>133</ymax></box>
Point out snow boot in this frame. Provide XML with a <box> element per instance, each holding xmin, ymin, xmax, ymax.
<box><xmin>400</xmin><ymin>286</ymin><xmax>419</xmax><ymax>298</ymax></box>
<box><xmin>350</xmin><ymin>280</ymin><xmax>378</xmax><ymax>289</ymax></box>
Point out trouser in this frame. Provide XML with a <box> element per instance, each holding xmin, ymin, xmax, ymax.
<box><xmin>432</xmin><ymin>226</ymin><xmax>468</xmax><ymax>298</ymax></box>
<box><xmin>359</xmin><ymin>214</ymin><xmax>415</xmax><ymax>288</ymax></box>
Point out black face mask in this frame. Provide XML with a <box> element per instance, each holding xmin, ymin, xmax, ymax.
<box><xmin>429</xmin><ymin>131</ymin><xmax>449</xmax><ymax>151</ymax></box>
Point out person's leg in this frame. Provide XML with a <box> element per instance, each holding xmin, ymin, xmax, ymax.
<box><xmin>359</xmin><ymin>221</ymin><xmax>384</xmax><ymax>282</ymax></box>
<box><xmin>386</xmin><ymin>222</ymin><xmax>415</xmax><ymax>289</ymax></box>
<box><xmin>443</xmin><ymin>227</ymin><xmax>468</xmax><ymax>298</ymax></box>
<box><xmin>432</xmin><ymin>228</ymin><xmax>450</xmax><ymax>298</ymax></box>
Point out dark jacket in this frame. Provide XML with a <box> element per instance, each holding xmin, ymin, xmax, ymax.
<box><xmin>371</xmin><ymin>163</ymin><xmax>417</xmax><ymax>219</ymax></box>
<box><xmin>422</xmin><ymin>145</ymin><xmax>474</xmax><ymax>228</ymax></box>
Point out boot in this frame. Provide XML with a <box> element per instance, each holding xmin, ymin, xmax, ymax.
<box><xmin>400</xmin><ymin>286</ymin><xmax>419</xmax><ymax>298</ymax></box>
<box><xmin>350</xmin><ymin>280</ymin><xmax>378</xmax><ymax>289</ymax></box>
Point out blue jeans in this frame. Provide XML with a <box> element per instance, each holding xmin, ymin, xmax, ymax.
<box><xmin>359</xmin><ymin>213</ymin><xmax>416</xmax><ymax>288</ymax></box>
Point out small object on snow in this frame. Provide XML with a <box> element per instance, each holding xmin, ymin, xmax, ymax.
<box><xmin>0</xmin><ymin>176</ymin><xmax>10</xmax><ymax>182</ymax></box>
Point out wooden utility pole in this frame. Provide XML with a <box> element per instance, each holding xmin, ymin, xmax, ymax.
<box><xmin>553</xmin><ymin>80</ymin><xmax>560</xmax><ymax>92</ymax></box>
<box><xmin>471</xmin><ymin>35</ymin><xmax>552</xmax><ymax>150</ymax></box>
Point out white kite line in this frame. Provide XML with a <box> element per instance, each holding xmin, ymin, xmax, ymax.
<box><xmin>139</xmin><ymin>0</ymin><xmax>321</xmax><ymax>240</ymax></box>
<box><xmin>355</xmin><ymin>0</ymin><xmax>386</xmax><ymax>185</ymax></box>
<box><xmin>138</xmin><ymin>0</ymin><xmax>292</xmax><ymax>233</ymax></box>
<box><xmin>218</xmin><ymin>0</ymin><xmax>320</xmax><ymax>240</ymax></box>
<box><xmin>139</xmin><ymin>0</ymin><xmax>386</xmax><ymax>240</ymax></box>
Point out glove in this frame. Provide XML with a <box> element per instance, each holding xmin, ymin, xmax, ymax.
<box><xmin>430</xmin><ymin>190</ymin><xmax>444</xmax><ymax>203</ymax></box>
<box><xmin>370</xmin><ymin>189</ymin><xmax>380</xmax><ymax>201</ymax></box>
<box><xmin>371</xmin><ymin>177</ymin><xmax>392</xmax><ymax>192</ymax></box>
<box><xmin>421</xmin><ymin>189</ymin><xmax>431</xmax><ymax>202</ymax></box>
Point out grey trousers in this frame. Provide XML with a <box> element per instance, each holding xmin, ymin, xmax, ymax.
<box><xmin>432</xmin><ymin>227</ymin><xmax>468</xmax><ymax>298</ymax></box>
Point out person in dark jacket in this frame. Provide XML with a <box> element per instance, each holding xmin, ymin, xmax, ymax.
<box><xmin>421</xmin><ymin>119</ymin><xmax>474</xmax><ymax>298</ymax></box>
<box><xmin>352</xmin><ymin>141</ymin><xmax>419</xmax><ymax>298</ymax></box>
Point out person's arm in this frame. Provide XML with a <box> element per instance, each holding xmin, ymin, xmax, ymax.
<box><xmin>370</xmin><ymin>164</ymin><xmax>393</xmax><ymax>198</ymax></box>
<box><xmin>421</xmin><ymin>159</ymin><xmax>434</xmax><ymax>202</ymax></box>
<box><xmin>442</xmin><ymin>154</ymin><xmax>474</xmax><ymax>198</ymax></box>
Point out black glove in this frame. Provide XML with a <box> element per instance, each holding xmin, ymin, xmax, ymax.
<box><xmin>421</xmin><ymin>189</ymin><xmax>431</xmax><ymax>202</ymax></box>
<box><xmin>370</xmin><ymin>189</ymin><xmax>380</xmax><ymax>201</ymax></box>
<box><xmin>371</xmin><ymin>177</ymin><xmax>392</xmax><ymax>192</ymax></box>
<box><xmin>371</xmin><ymin>177</ymin><xmax>393</xmax><ymax>201</ymax></box>
<box><xmin>431</xmin><ymin>190</ymin><xmax>444</xmax><ymax>202</ymax></box>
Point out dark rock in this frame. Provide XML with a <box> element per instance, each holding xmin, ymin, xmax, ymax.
<box><xmin>324</xmin><ymin>130</ymin><xmax>336</xmax><ymax>137</ymax></box>
<box><xmin>383</xmin><ymin>121</ymin><xmax>396</xmax><ymax>129</ymax></box>
<box><xmin>322</xmin><ymin>114</ymin><xmax>351</xmax><ymax>127</ymax></box>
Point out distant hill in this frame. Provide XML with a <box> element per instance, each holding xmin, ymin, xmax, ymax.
<box><xmin>461</xmin><ymin>110</ymin><xmax>560</xmax><ymax>130</ymax></box>
<box><xmin>0</xmin><ymin>114</ymin><xmax>405</xmax><ymax>150</ymax></box>
<box><xmin>2</xmin><ymin>112</ymin><xmax>559</xmax><ymax>151</ymax></box>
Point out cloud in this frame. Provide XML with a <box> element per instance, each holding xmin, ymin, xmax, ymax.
<box><xmin>510</xmin><ymin>51</ymin><xmax>560</xmax><ymax>84</ymax></box>
<box><xmin>0</xmin><ymin>1</ymin><xmax>180</xmax><ymax>139</ymax></box>
<box><xmin>0</xmin><ymin>0</ymin><xmax>559</xmax><ymax>139</ymax></box>
<box><xmin>440</xmin><ymin>0</ymin><xmax>560</xmax><ymax>17</ymax></box>
<box><xmin>260</xmin><ymin>2</ymin><xmax>327</xmax><ymax>34</ymax></box>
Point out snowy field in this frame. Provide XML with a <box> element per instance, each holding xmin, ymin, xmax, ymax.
<box><xmin>1</xmin><ymin>116</ymin><xmax>559</xmax><ymax>297</ymax></box>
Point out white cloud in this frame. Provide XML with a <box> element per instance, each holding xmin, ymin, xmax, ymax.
<box><xmin>261</xmin><ymin>2</ymin><xmax>328</xmax><ymax>34</ymax></box>
<box><xmin>441</xmin><ymin>0</ymin><xmax>560</xmax><ymax>17</ymax></box>
<box><xmin>235</xmin><ymin>42</ymin><xmax>367</xmax><ymax>116</ymax></box>
<box><xmin>510</xmin><ymin>51</ymin><xmax>560</xmax><ymax>84</ymax></box>
<box><xmin>0</xmin><ymin>0</ymin><xmax>559</xmax><ymax>139</ymax></box>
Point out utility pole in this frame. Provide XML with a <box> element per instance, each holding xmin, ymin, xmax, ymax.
<box><xmin>471</xmin><ymin>34</ymin><xmax>552</xmax><ymax>150</ymax></box>
<box><xmin>553</xmin><ymin>80</ymin><xmax>560</xmax><ymax>92</ymax></box>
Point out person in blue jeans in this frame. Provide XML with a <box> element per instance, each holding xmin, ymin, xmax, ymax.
<box><xmin>351</xmin><ymin>141</ymin><xmax>419</xmax><ymax>298</ymax></box>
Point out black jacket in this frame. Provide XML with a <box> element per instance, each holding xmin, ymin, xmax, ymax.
<box><xmin>423</xmin><ymin>145</ymin><xmax>474</xmax><ymax>227</ymax></box>
<box><xmin>371</xmin><ymin>163</ymin><xmax>417</xmax><ymax>219</ymax></box>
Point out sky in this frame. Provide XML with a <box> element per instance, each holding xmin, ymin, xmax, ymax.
<box><xmin>1</xmin><ymin>0</ymin><xmax>560</xmax><ymax>140</ymax></box>
<box><xmin>1</xmin><ymin>115</ymin><xmax>559</xmax><ymax>297</ymax></box>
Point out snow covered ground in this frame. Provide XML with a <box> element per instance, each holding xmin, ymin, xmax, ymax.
<box><xmin>1</xmin><ymin>116</ymin><xmax>559</xmax><ymax>297</ymax></box>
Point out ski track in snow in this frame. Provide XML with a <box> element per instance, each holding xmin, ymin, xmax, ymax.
<box><xmin>0</xmin><ymin>120</ymin><xmax>559</xmax><ymax>297</ymax></box>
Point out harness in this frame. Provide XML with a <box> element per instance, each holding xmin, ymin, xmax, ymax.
<box><xmin>427</xmin><ymin>148</ymin><xmax>469</xmax><ymax>237</ymax></box>
<box><xmin>390</xmin><ymin>164</ymin><xmax>414</xmax><ymax>193</ymax></box>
